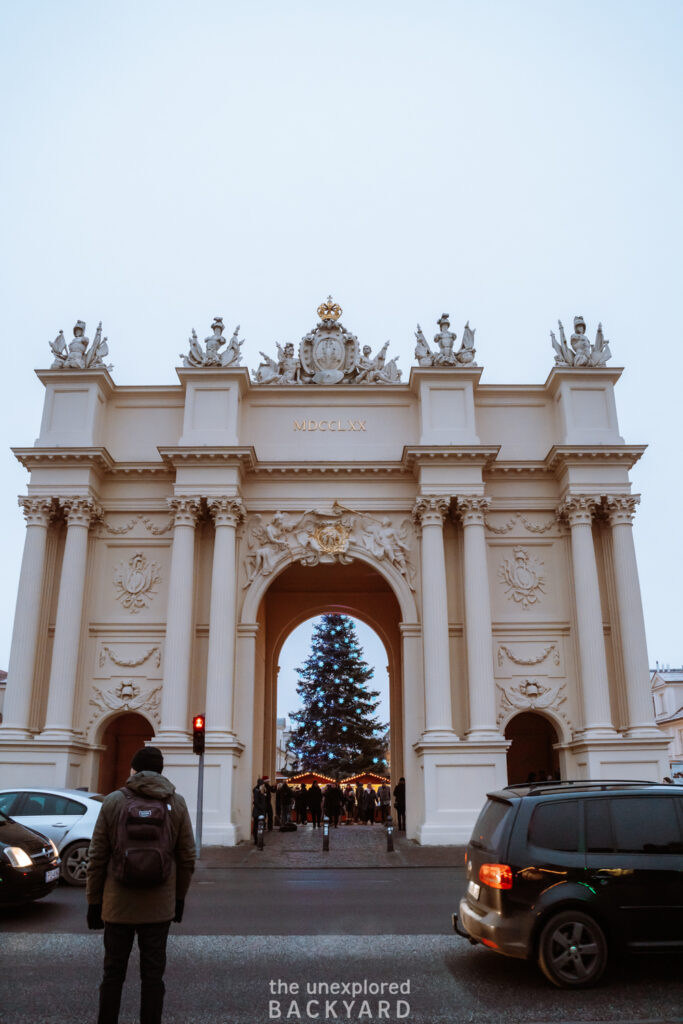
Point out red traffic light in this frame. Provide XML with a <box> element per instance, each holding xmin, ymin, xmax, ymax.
<box><xmin>192</xmin><ymin>714</ymin><xmax>206</xmax><ymax>754</ymax></box>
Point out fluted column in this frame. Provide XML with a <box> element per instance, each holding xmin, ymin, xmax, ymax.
<box><xmin>1</xmin><ymin>498</ymin><xmax>55</xmax><ymax>739</ymax></box>
<box><xmin>41</xmin><ymin>497</ymin><xmax>102</xmax><ymax>740</ymax></box>
<box><xmin>205</xmin><ymin>497</ymin><xmax>245</xmax><ymax>740</ymax></box>
<box><xmin>458</xmin><ymin>496</ymin><xmax>499</xmax><ymax>739</ymax></box>
<box><xmin>158</xmin><ymin>497</ymin><xmax>201</xmax><ymax>743</ymax></box>
<box><xmin>412</xmin><ymin>496</ymin><xmax>457</xmax><ymax>737</ymax></box>
<box><xmin>558</xmin><ymin>496</ymin><xmax>616</xmax><ymax>737</ymax></box>
<box><xmin>606</xmin><ymin>496</ymin><xmax>659</xmax><ymax>737</ymax></box>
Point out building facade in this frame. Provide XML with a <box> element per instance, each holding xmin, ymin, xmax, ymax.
<box><xmin>0</xmin><ymin>304</ymin><xmax>669</xmax><ymax>843</ymax></box>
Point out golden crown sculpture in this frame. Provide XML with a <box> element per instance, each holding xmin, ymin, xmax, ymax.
<box><xmin>317</xmin><ymin>296</ymin><xmax>342</xmax><ymax>322</ymax></box>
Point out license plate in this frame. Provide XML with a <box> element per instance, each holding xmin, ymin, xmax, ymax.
<box><xmin>45</xmin><ymin>868</ymin><xmax>60</xmax><ymax>883</ymax></box>
<box><xmin>467</xmin><ymin>880</ymin><xmax>481</xmax><ymax>900</ymax></box>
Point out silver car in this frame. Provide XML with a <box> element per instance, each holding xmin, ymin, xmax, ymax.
<box><xmin>0</xmin><ymin>788</ymin><xmax>103</xmax><ymax>886</ymax></box>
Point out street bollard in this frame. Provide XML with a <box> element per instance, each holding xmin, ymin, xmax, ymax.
<box><xmin>257</xmin><ymin>814</ymin><xmax>265</xmax><ymax>850</ymax></box>
<box><xmin>386</xmin><ymin>815</ymin><xmax>394</xmax><ymax>852</ymax></box>
<box><xmin>322</xmin><ymin>816</ymin><xmax>330</xmax><ymax>852</ymax></box>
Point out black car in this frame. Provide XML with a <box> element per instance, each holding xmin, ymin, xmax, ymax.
<box><xmin>0</xmin><ymin>809</ymin><xmax>61</xmax><ymax>905</ymax></box>
<box><xmin>453</xmin><ymin>780</ymin><xmax>683</xmax><ymax>988</ymax></box>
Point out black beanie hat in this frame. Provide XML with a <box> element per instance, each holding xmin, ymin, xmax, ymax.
<box><xmin>131</xmin><ymin>746</ymin><xmax>164</xmax><ymax>774</ymax></box>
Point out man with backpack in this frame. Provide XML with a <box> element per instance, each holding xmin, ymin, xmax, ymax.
<box><xmin>86</xmin><ymin>745</ymin><xmax>195</xmax><ymax>1024</ymax></box>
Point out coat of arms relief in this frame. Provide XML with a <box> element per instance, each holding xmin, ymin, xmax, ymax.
<box><xmin>243</xmin><ymin>504</ymin><xmax>415</xmax><ymax>588</ymax></box>
<box><xmin>113</xmin><ymin>552</ymin><xmax>162</xmax><ymax>612</ymax></box>
<box><xmin>498</xmin><ymin>547</ymin><xmax>546</xmax><ymax>609</ymax></box>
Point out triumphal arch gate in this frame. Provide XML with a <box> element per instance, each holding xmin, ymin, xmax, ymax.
<box><xmin>0</xmin><ymin>301</ymin><xmax>668</xmax><ymax>843</ymax></box>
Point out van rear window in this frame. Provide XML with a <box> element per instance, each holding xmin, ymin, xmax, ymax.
<box><xmin>470</xmin><ymin>799</ymin><xmax>512</xmax><ymax>851</ymax></box>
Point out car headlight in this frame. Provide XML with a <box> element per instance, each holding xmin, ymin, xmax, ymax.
<box><xmin>4</xmin><ymin>846</ymin><xmax>33</xmax><ymax>868</ymax></box>
<box><xmin>48</xmin><ymin>838</ymin><xmax>59</xmax><ymax>859</ymax></box>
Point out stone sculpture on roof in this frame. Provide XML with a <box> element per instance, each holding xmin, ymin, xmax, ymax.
<box><xmin>49</xmin><ymin>320</ymin><xmax>113</xmax><ymax>371</ymax></box>
<box><xmin>254</xmin><ymin>297</ymin><xmax>402</xmax><ymax>385</ymax></box>
<box><xmin>180</xmin><ymin>317</ymin><xmax>244</xmax><ymax>368</ymax></box>
<box><xmin>550</xmin><ymin>316</ymin><xmax>611</xmax><ymax>367</ymax></box>
<box><xmin>414</xmin><ymin>313</ymin><xmax>477</xmax><ymax>367</ymax></box>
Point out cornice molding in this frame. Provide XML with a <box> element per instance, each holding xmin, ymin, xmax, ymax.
<box><xmin>157</xmin><ymin>447</ymin><xmax>257</xmax><ymax>471</ymax></box>
<box><xmin>402</xmin><ymin>446</ymin><xmax>500</xmax><ymax>472</ymax></box>
<box><xmin>544</xmin><ymin>366</ymin><xmax>624</xmax><ymax>393</ymax></box>
<box><xmin>544</xmin><ymin>445</ymin><xmax>646</xmax><ymax>474</ymax></box>
<box><xmin>35</xmin><ymin>367</ymin><xmax>116</xmax><ymax>396</ymax></box>
<box><xmin>13</xmin><ymin>447</ymin><xmax>115</xmax><ymax>473</ymax></box>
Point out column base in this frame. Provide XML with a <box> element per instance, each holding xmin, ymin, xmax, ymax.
<box><xmin>622</xmin><ymin>725</ymin><xmax>665</xmax><ymax>740</ymax></box>
<box><xmin>413</xmin><ymin>735</ymin><xmax>510</xmax><ymax>845</ymax></box>
<box><xmin>37</xmin><ymin>728</ymin><xmax>80</xmax><ymax>744</ymax></box>
<box><xmin>0</xmin><ymin>727</ymin><xmax>36</xmax><ymax>742</ymax></box>
<box><xmin>573</xmin><ymin>726</ymin><xmax>619</xmax><ymax>741</ymax></box>
<box><xmin>464</xmin><ymin>728</ymin><xmax>504</xmax><ymax>742</ymax></box>
<box><xmin>155</xmin><ymin>730</ymin><xmax>191</xmax><ymax>746</ymax></box>
<box><xmin>155</xmin><ymin>737</ymin><xmax>244</xmax><ymax>847</ymax></box>
<box><xmin>564</xmin><ymin>733</ymin><xmax>671</xmax><ymax>780</ymax></box>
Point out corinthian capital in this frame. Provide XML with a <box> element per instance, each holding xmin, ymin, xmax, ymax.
<box><xmin>18</xmin><ymin>496</ymin><xmax>55</xmax><ymax>527</ymax></box>
<box><xmin>60</xmin><ymin>496</ymin><xmax>103</xmax><ymax>528</ymax></box>
<box><xmin>167</xmin><ymin>496</ymin><xmax>201</xmax><ymax>527</ymax></box>
<box><xmin>411</xmin><ymin>495</ymin><xmax>450</xmax><ymax>530</ymax></box>
<box><xmin>457</xmin><ymin>495</ymin><xmax>491</xmax><ymax>527</ymax></box>
<box><xmin>605</xmin><ymin>495</ymin><xmax>640</xmax><ymax>526</ymax></box>
<box><xmin>208</xmin><ymin>496</ymin><xmax>245</xmax><ymax>528</ymax></box>
<box><xmin>556</xmin><ymin>495</ymin><xmax>598</xmax><ymax>528</ymax></box>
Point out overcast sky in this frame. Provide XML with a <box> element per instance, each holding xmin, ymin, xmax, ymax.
<box><xmin>1</xmin><ymin>2</ymin><xmax>681</xmax><ymax>695</ymax></box>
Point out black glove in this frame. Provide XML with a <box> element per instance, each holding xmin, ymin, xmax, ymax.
<box><xmin>173</xmin><ymin>899</ymin><xmax>185</xmax><ymax>923</ymax></box>
<box><xmin>87</xmin><ymin>904</ymin><xmax>104</xmax><ymax>930</ymax></box>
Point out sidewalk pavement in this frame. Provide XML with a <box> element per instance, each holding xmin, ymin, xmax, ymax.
<box><xmin>195</xmin><ymin>821</ymin><xmax>466</xmax><ymax>869</ymax></box>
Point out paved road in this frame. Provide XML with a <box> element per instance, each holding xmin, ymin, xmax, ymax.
<box><xmin>1</xmin><ymin>868</ymin><xmax>681</xmax><ymax>1024</ymax></box>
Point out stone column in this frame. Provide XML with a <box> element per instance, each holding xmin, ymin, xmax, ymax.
<box><xmin>558</xmin><ymin>496</ymin><xmax>616</xmax><ymax>737</ymax></box>
<box><xmin>412</xmin><ymin>496</ymin><xmax>457</xmax><ymax>737</ymax></box>
<box><xmin>1</xmin><ymin>498</ymin><xmax>55</xmax><ymax>739</ymax></box>
<box><xmin>205</xmin><ymin>497</ymin><xmax>245</xmax><ymax>741</ymax></box>
<box><xmin>458</xmin><ymin>496</ymin><xmax>499</xmax><ymax>739</ymax></box>
<box><xmin>606</xmin><ymin>496</ymin><xmax>659</xmax><ymax>737</ymax></box>
<box><xmin>158</xmin><ymin>497</ymin><xmax>201</xmax><ymax>743</ymax></box>
<box><xmin>41</xmin><ymin>497</ymin><xmax>102</xmax><ymax>740</ymax></box>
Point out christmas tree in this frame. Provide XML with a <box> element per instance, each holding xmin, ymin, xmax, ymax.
<box><xmin>288</xmin><ymin>614</ymin><xmax>388</xmax><ymax>775</ymax></box>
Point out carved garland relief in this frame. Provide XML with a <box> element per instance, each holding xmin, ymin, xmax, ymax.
<box><xmin>99</xmin><ymin>645</ymin><xmax>161</xmax><ymax>669</ymax></box>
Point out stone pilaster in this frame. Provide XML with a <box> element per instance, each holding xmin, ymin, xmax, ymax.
<box><xmin>412</xmin><ymin>496</ymin><xmax>457</xmax><ymax>737</ymax></box>
<box><xmin>158</xmin><ymin>497</ymin><xmax>201</xmax><ymax>743</ymax></box>
<box><xmin>1</xmin><ymin>498</ymin><xmax>55</xmax><ymax>739</ymax></box>
<box><xmin>605</xmin><ymin>496</ymin><xmax>660</xmax><ymax>737</ymax></box>
<box><xmin>558</xmin><ymin>496</ymin><xmax>616</xmax><ymax>737</ymax></box>
<box><xmin>457</xmin><ymin>496</ymin><xmax>499</xmax><ymax>739</ymax></box>
<box><xmin>41</xmin><ymin>497</ymin><xmax>103</xmax><ymax>741</ymax></box>
<box><xmin>205</xmin><ymin>497</ymin><xmax>245</xmax><ymax>740</ymax></box>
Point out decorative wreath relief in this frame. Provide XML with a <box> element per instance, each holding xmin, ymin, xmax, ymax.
<box><xmin>113</xmin><ymin>552</ymin><xmax>161</xmax><ymax>612</ymax></box>
<box><xmin>498</xmin><ymin>546</ymin><xmax>546</xmax><ymax>609</ymax></box>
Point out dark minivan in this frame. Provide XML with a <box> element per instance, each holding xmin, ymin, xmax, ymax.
<box><xmin>0</xmin><ymin>809</ymin><xmax>61</xmax><ymax>905</ymax></box>
<box><xmin>453</xmin><ymin>780</ymin><xmax>683</xmax><ymax>988</ymax></box>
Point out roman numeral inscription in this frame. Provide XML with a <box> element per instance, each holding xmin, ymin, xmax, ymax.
<box><xmin>293</xmin><ymin>419</ymin><xmax>367</xmax><ymax>432</ymax></box>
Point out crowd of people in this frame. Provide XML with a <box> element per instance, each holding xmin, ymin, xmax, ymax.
<box><xmin>251</xmin><ymin>777</ymin><xmax>406</xmax><ymax>842</ymax></box>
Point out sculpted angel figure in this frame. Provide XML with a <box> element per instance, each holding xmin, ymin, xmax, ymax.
<box><xmin>355</xmin><ymin>512</ymin><xmax>415</xmax><ymax>586</ymax></box>
<box><xmin>244</xmin><ymin>512</ymin><xmax>290</xmax><ymax>583</ymax></box>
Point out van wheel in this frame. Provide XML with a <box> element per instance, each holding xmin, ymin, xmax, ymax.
<box><xmin>538</xmin><ymin>910</ymin><xmax>607</xmax><ymax>988</ymax></box>
<box><xmin>60</xmin><ymin>842</ymin><xmax>89</xmax><ymax>886</ymax></box>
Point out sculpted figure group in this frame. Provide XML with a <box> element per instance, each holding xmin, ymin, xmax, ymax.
<box><xmin>49</xmin><ymin>320</ymin><xmax>112</xmax><ymax>371</ymax></box>
<box><xmin>414</xmin><ymin>313</ymin><xmax>477</xmax><ymax>367</ymax></box>
<box><xmin>45</xmin><ymin>303</ymin><xmax>614</xmax><ymax>378</ymax></box>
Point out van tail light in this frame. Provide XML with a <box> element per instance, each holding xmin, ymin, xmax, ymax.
<box><xmin>479</xmin><ymin>863</ymin><xmax>513</xmax><ymax>890</ymax></box>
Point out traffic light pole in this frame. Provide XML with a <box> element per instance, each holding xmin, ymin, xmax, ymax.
<box><xmin>195</xmin><ymin>750</ymin><xmax>204</xmax><ymax>860</ymax></box>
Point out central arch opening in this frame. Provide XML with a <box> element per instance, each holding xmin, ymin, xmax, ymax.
<box><xmin>254</xmin><ymin>559</ymin><xmax>403</xmax><ymax>790</ymax></box>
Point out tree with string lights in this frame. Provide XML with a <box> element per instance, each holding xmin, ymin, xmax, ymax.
<box><xmin>287</xmin><ymin>614</ymin><xmax>387</xmax><ymax>775</ymax></box>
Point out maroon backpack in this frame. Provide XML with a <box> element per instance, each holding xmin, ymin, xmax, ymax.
<box><xmin>111</xmin><ymin>787</ymin><xmax>174</xmax><ymax>888</ymax></box>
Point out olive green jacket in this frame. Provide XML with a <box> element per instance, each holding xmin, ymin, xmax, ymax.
<box><xmin>86</xmin><ymin>771</ymin><xmax>195</xmax><ymax>924</ymax></box>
